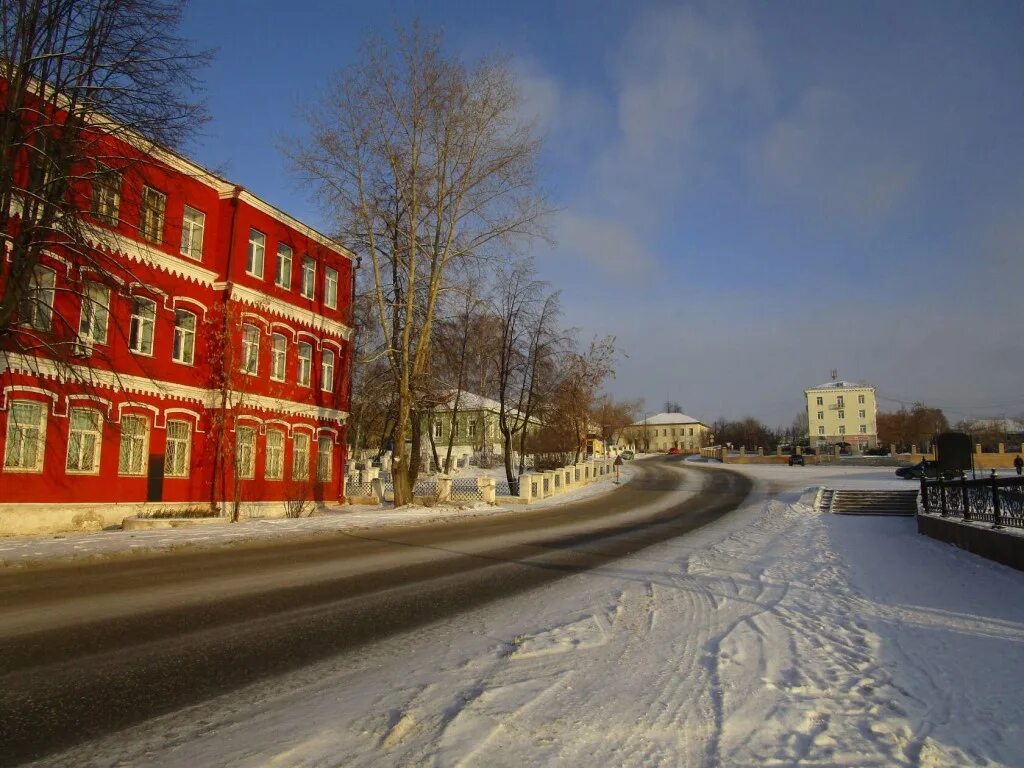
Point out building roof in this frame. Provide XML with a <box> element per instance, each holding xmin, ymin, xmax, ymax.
<box><xmin>432</xmin><ymin>390</ymin><xmax>540</xmax><ymax>423</ymax></box>
<box><xmin>632</xmin><ymin>412</ymin><xmax>705</xmax><ymax>426</ymax></box>
<box><xmin>805</xmin><ymin>380</ymin><xmax>874</xmax><ymax>391</ymax></box>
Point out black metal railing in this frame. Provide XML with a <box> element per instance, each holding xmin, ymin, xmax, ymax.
<box><xmin>921</xmin><ymin>472</ymin><xmax>1024</xmax><ymax>529</ymax></box>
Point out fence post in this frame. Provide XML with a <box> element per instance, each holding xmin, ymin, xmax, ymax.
<box><xmin>991</xmin><ymin>470</ymin><xmax>1003</xmax><ymax>529</ymax></box>
<box><xmin>960</xmin><ymin>471</ymin><xmax>971</xmax><ymax>522</ymax></box>
<box><xmin>436</xmin><ymin>475</ymin><xmax>452</xmax><ymax>503</ymax></box>
<box><xmin>920</xmin><ymin>476</ymin><xmax>928</xmax><ymax>513</ymax></box>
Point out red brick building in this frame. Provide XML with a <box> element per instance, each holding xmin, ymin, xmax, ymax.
<box><xmin>0</xmin><ymin>113</ymin><xmax>353</xmax><ymax>533</ymax></box>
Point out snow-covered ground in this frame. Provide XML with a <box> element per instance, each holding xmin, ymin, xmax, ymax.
<box><xmin>28</xmin><ymin>461</ymin><xmax>1024</xmax><ymax>767</ymax></box>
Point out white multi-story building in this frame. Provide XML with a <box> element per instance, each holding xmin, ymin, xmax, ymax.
<box><xmin>630</xmin><ymin>413</ymin><xmax>709</xmax><ymax>453</ymax></box>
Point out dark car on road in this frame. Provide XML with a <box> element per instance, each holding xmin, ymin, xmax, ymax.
<box><xmin>788</xmin><ymin>454</ymin><xmax>805</xmax><ymax>466</ymax></box>
<box><xmin>895</xmin><ymin>460</ymin><xmax>940</xmax><ymax>480</ymax></box>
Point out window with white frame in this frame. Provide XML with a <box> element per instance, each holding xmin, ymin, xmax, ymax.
<box><xmin>860</xmin><ymin>425</ymin><xmax>867</xmax><ymax>434</ymax></box>
<box><xmin>91</xmin><ymin>165</ymin><xmax>121</xmax><ymax>224</ymax></box>
<box><xmin>66</xmin><ymin>408</ymin><xmax>102</xmax><ymax>473</ymax></box>
<box><xmin>324</xmin><ymin>267</ymin><xmax>338</xmax><ymax>308</ymax></box>
<box><xmin>270</xmin><ymin>333</ymin><xmax>287</xmax><ymax>381</ymax></box>
<box><xmin>838</xmin><ymin>410</ymin><xmax>845</xmax><ymax>419</ymax></box>
<box><xmin>139</xmin><ymin>186</ymin><xmax>166</xmax><ymax>243</ymax></box>
<box><xmin>838</xmin><ymin>426</ymin><xmax>846</xmax><ymax>435</ymax></box>
<box><xmin>275</xmin><ymin>244</ymin><xmax>292</xmax><ymax>289</ymax></box>
<box><xmin>433</xmin><ymin>421</ymin><xmax>442</xmax><ymax>439</ymax></box>
<box><xmin>818</xmin><ymin>426</ymin><xmax>825</xmax><ymax>435</ymax></box>
<box><xmin>236</xmin><ymin>426</ymin><xmax>256</xmax><ymax>479</ymax></box>
<box><xmin>180</xmin><ymin>206</ymin><xmax>205</xmax><ymax>260</ymax></box>
<box><xmin>128</xmin><ymin>297</ymin><xmax>156</xmax><ymax>355</ymax></box>
<box><xmin>301</xmin><ymin>257</ymin><xmax>315</xmax><ymax>298</ymax></box>
<box><xmin>293</xmin><ymin>432</ymin><xmax>310</xmax><ymax>480</ymax></box>
<box><xmin>817</xmin><ymin>411</ymin><xmax>824</xmax><ymax>419</ymax></box>
<box><xmin>858</xmin><ymin>394</ymin><xmax>865</xmax><ymax>404</ymax></box>
<box><xmin>78</xmin><ymin>282</ymin><xmax>110</xmax><ymax>346</ymax></box>
<box><xmin>19</xmin><ymin>265</ymin><xmax>55</xmax><ymax>331</ymax></box>
<box><xmin>118</xmin><ymin>415</ymin><xmax>149</xmax><ymax>475</ymax></box>
<box><xmin>241</xmin><ymin>324</ymin><xmax>260</xmax><ymax>374</ymax></box>
<box><xmin>3</xmin><ymin>401</ymin><xmax>47</xmax><ymax>472</ymax></box>
<box><xmin>297</xmin><ymin>342</ymin><xmax>312</xmax><ymax>386</ymax></box>
<box><xmin>265</xmin><ymin>429</ymin><xmax>284</xmax><ymax>480</ymax></box>
<box><xmin>247</xmin><ymin>229</ymin><xmax>265</xmax><ymax>277</ymax></box>
<box><xmin>321</xmin><ymin>349</ymin><xmax>335</xmax><ymax>392</ymax></box>
<box><xmin>468</xmin><ymin>421</ymin><xmax>476</xmax><ymax>438</ymax></box>
<box><xmin>859</xmin><ymin>409</ymin><xmax>866</xmax><ymax>418</ymax></box>
<box><xmin>165</xmin><ymin>420</ymin><xmax>191</xmax><ymax>477</ymax></box>
<box><xmin>837</xmin><ymin>396</ymin><xmax>844</xmax><ymax>407</ymax></box>
<box><xmin>317</xmin><ymin>436</ymin><xmax>333</xmax><ymax>482</ymax></box>
<box><xmin>816</xmin><ymin>396</ymin><xmax>823</xmax><ymax>406</ymax></box>
<box><xmin>172</xmin><ymin>310</ymin><xmax>196</xmax><ymax>365</ymax></box>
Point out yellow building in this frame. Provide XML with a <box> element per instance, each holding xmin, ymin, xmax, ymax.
<box><xmin>805</xmin><ymin>379</ymin><xmax>878</xmax><ymax>450</ymax></box>
<box><xmin>629</xmin><ymin>412</ymin><xmax>710</xmax><ymax>453</ymax></box>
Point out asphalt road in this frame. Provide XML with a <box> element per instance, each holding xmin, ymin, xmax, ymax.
<box><xmin>0</xmin><ymin>458</ymin><xmax>751</xmax><ymax>766</ymax></box>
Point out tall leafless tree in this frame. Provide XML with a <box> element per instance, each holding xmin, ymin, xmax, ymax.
<box><xmin>0</xmin><ymin>0</ymin><xmax>209</xmax><ymax>353</ymax></box>
<box><xmin>292</xmin><ymin>24</ymin><xmax>546</xmax><ymax>505</ymax></box>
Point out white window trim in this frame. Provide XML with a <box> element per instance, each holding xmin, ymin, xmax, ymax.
<box><xmin>118</xmin><ymin>414</ymin><xmax>150</xmax><ymax>476</ymax></box>
<box><xmin>321</xmin><ymin>349</ymin><xmax>335</xmax><ymax>392</ymax></box>
<box><xmin>292</xmin><ymin>432</ymin><xmax>311</xmax><ymax>481</ymax></box>
<box><xmin>247</xmin><ymin>229</ymin><xmax>266</xmax><ymax>278</ymax></box>
<box><xmin>276</xmin><ymin>244</ymin><xmax>293</xmax><ymax>289</ymax></box>
<box><xmin>270</xmin><ymin>333</ymin><xmax>287</xmax><ymax>382</ymax></box>
<box><xmin>324</xmin><ymin>267</ymin><xmax>338</xmax><ymax>309</ymax></box>
<box><xmin>165</xmin><ymin>419</ymin><xmax>192</xmax><ymax>478</ymax></box>
<box><xmin>78</xmin><ymin>282</ymin><xmax>110</xmax><ymax>346</ymax></box>
<box><xmin>172</xmin><ymin>309</ymin><xmax>197</xmax><ymax>366</ymax></box>
<box><xmin>3</xmin><ymin>400</ymin><xmax>48</xmax><ymax>473</ymax></box>
<box><xmin>236</xmin><ymin>425</ymin><xmax>257</xmax><ymax>479</ymax></box>
<box><xmin>128</xmin><ymin>297</ymin><xmax>157</xmax><ymax>357</ymax></box>
<box><xmin>140</xmin><ymin>186</ymin><xmax>167</xmax><ymax>244</ymax></box>
<box><xmin>297</xmin><ymin>342</ymin><xmax>312</xmax><ymax>387</ymax></box>
<box><xmin>180</xmin><ymin>205</ymin><xmax>205</xmax><ymax>261</ymax></box>
<box><xmin>265</xmin><ymin>428</ymin><xmax>285</xmax><ymax>480</ymax></box>
<box><xmin>300</xmin><ymin>257</ymin><xmax>315</xmax><ymax>299</ymax></box>
<box><xmin>65</xmin><ymin>407</ymin><xmax>103</xmax><ymax>475</ymax></box>
<box><xmin>241</xmin><ymin>324</ymin><xmax>260</xmax><ymax>376</ymax></box>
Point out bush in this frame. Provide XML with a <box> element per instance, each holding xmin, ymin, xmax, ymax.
<box><xmin>140</xmin><ymin>506</ymin><xmax>219</xmax><ymax>520</ymax></box>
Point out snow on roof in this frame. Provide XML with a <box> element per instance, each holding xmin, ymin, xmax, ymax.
<box><xmin>432</xmin><ymin>390</ymin><xmax>537</xmax><ymax>422</ymax></box>
<box><xmin>969</xmin><ymin>418</ymin><xmax>1024</xmax><ymax>433</ymax></box>
<box><xmin>806</xmin><ymin>380</ymin><xmax>874</xmax><ymax>391</ymax></box>
<box><xmin>631</xmin><ymin>412</ymin><xmax>704</xmax><ymax>426</ymax></box>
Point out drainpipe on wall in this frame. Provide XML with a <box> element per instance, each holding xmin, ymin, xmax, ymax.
<box><xmin>210</xmin><ymin>185</ymin><xmax>244</xmax><ymax>515</ymax></box>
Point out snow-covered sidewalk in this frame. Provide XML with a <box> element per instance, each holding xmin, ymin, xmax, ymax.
<box><xmin>31</xmin><ymin>462</ymin><xmax>1024</xmax><ymax>767</ymax></box>
<box><xmin>0</xmin><ymin>464</ymin><xmax>639</xmax><ymax>567</ymax></box>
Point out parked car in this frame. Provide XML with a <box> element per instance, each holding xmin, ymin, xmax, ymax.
<box><xmin>620</xmin><ymin>450</ymin><xmax>635</xmax><ymax>460</ymax></box>
<box><xmin>788</xmin><ymin>454</ymin><xmax>805</xmax><ymax>466</ymax></box>
<box><xmin>667</xmin><ymin>447</ymin><xmax>681</xmax><ymax>455</ymax></box>
<box><xmin>864</xmin><ymin>446</ymin><xmax>891</xmax><ymax>456</ymax></box>
<box><xmin>895</xmin><ymin>460</ymin><xmax>940</xmax><ymax>480</ymax></box>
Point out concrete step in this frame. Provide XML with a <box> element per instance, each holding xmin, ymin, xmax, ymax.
<box><xmin>828</xmin><ymin>490</ymin><xmax>919</xmax><ymax>516</ymax></box>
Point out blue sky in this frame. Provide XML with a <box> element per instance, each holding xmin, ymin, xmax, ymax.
<box><xmin>179</xmin><ymin>1</ymin><xmax>1024</xmax><ymax>426</ymax></box>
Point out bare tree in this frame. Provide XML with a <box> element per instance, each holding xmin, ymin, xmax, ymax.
<box><xmin>292</xmin><ymin>24</ymin><xmax>546</xmax><ymax>505</ymax></box>
<box><xmin>490</xmin><ymin>260</ymin><xmax>562</xmax><ymax>488</ymax></box>
<box><xmin>0</xmin><ymin>0</ymin><xmax>209</xmax><ymax>352</ymax></box>
<box><xmin>550</xmin><ymin>336</ymin><xmax>617</xmax><ymax>463</ymax></box>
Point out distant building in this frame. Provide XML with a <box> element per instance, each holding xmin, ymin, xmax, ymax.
<box><xmin>805</xmin><ymin>379</ymin><xmax>877</xmax><ymax>450</ymax></box>
<box><xmin>630</xmin><ymin>412</ymin><xmax>709</xmax><ymax>453</ymax></box>
<box><xmin>417</xmin><ymin>391</ymin><xmax>541</xmax><ymax>466</ymax></box>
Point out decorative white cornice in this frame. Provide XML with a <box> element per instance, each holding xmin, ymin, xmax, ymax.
<box><xmin>1</xmin><ymin>354</ymin><xmax>349</xmax><ymax>425</ymax></box>
<box><xmin>228</xmin><ymin>284</ymin><xmax>353</xmax><ymax>341</ymax></box>
<box><xmin>87</xmin><ymin>227</ymin><xmax>220</xmax><ymax>287</ymax></box>
<box><xmin>222</xmin><ymin>189</ymin><xmax>354</xmax><ymax>261</ymax></box>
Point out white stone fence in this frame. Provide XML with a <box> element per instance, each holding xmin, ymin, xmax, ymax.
<box><xmin>343</xmin><ymin>457</ymin><xmax>618</xmax><ymax>505</ymax></box>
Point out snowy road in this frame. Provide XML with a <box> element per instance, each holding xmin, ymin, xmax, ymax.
<box><xmin>2</xmin><ymin>459</ymin><xmax>751</xmax><ymax>767</ymax></box>
<box><xmin>8</xmin><ymin>461</ymin><xmax>1024</xmax><ymax>767</ymax></box>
